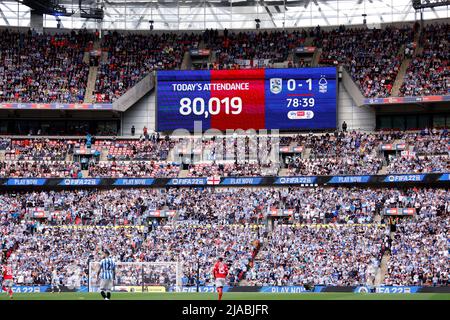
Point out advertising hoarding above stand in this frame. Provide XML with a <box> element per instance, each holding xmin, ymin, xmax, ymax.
<box><xmin>383</xmin><ymin>208</ymin><xmax>416</xmax><ymax>216</ymax></box>
<box><xmin>0</xmin><ymin>103</ymin><xmax>113</xmax><ymax>110</ymax></box>
<box><xmin>0</xmin><ymin>173</ymin><xmax>448</xmax><ymax>189</ymax></box>
<box><xmin>364</xmin><ymin>95</ymin><xmax>450</xmax><ymax>105</ymax></box>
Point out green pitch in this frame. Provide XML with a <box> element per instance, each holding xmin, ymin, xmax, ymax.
<box><xmin>1</xmin><ymin>292</ymin><xmax>449</xmax><ymax>300</ymax></box>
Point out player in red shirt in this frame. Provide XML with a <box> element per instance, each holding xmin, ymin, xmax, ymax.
<box><xmin>2</xmin><ymin>264</ymin><xmax>14</xmax><ymax>299</ymax></box>
<box><xmin>212</xmin><ymin>257</ymin><xmax>228</xmax><ymax>301</ymax></box>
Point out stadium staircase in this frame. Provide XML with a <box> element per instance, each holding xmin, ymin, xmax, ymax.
<box><xmin>0</xmin><ymin>150</ymin><xmax>5</xmax><ymax>161</ymax></box>
<box><xmin>181</xmin><ymin>51</ymin><xmax>192</xmax><ymax>70</ymax></box>
<box><xmin>209</xmin><ymin>49</ymin><xmax>217</xmax><ymax>65</ymax></box>
<box><xmin>65</xmin><ymin>152</ymin><xmax>73</xmax><ymax>162</ymax></box>
<box><xmin>378</xmin><ymin>164</ymin><xmax>389</xmax><ymax>175</ymax></box>
<box><xmin>390</xmin><ymin>50</ymin><xmax>410</xmax><ymax>97</ymax></box>
<box><xmin>100</xmin><ymin>148</ymin><xmax>109</xmax><ymax>161</ymax></box>
<box><xmin>302</xmin><ymin>147</ymin><xmax>312</xmax><ymax>159</ymax></box>
<box><xmin>375</xmin><ymin>253</ymin><xmax>390</xmax><ymax>286</ymax></box>
<box><xmin>84</xmin><ymin>39</ymin><xmax>102</xmax><ymax>103</ymax></box>
<box><xmin>286</xmin><ymin>51</ymin><xmax>295</xmax><ymax>64</ymax></box>
<box><xmin>299</xmin><ymin>35</ymin><xmax>319</xmax><ymax>66</ymax></box>
<box><xmin>84</xmin><ymin>66</ymin><xmax>99</xmax><ymax>103</ymax></box>
<box><xmin>391</xmin><ymin>26</ymin><xmax>423</xmax><ymax>96</ymax></box>
<box><xmin>83</xmin><ymin>51</ymin><xmax>90</xmax><ymax>64</ymax></box>
<box><xmin>375</xmin><ymin>226</ymin><xmax>395</xmax><ymax>286</ymax></box>
<box><xmin>178</xmin><ymin>170</ymin><xmax>190</xmax><ymax>177</ymax></box>
<box><xmin>101</xmin><ymin>51</ymin><xmax>108</xmax><ymax>63</ymax></box>
<box><xmin>311</xmin><ymin>48</ymin><xmax>321</xmax><ymax>67</ymax></box>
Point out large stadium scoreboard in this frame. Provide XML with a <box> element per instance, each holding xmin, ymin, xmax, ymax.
<box><xmin>156</xmin><ymin>67</ymin><xmax>337</xmax><ymax>131</ymax></box>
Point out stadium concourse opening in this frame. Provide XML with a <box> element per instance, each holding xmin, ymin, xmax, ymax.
<box><xmin>0</xmin><ymin>1</ymin><xmax>448</xmax><ymax>314</ymax></box>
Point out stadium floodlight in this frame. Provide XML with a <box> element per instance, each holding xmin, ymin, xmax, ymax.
<box><xmin>149</xmin><ymin>20</ymin><xmax>154</xmax><ymax>31</ymax></box>
<box><xmin>88</xmin><ymin>261</ymin><xmax>184</xmax><ymax>293</ymax></box>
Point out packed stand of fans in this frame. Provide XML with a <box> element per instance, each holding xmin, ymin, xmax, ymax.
<box><xmin>209</xmin><ymin>29</ymin><xmax>308</xmax><ymax>69</ymax></box>
<box><xmin>399</xmin><ymin>24</ymin><xmax>449</xmax><ymax>97</ymax></box>
<box><xmin>144</xmin><ymin>222</ymin><xmax>261</xmax><ymax>286</ymax></box>
<box><xmin>94</xmin><ymin>32</ymin><xmax>201</xmax><ymax>102</ymax></box>
<box><xmin>384</xmin><ymin>190</ymin><xmax>449</xmax><ymax>286</ymax></box>
<box><xmin>0</xmin><ymin>23</ymin><xmax>448</xmax><ymax>105</ymax></box>
<box><xmin>285</xmin><ymin>131</ymin><xmax>385</xmax><ymax>175</ymax></box>
<box><xmin>88</xmin><ymin>161</ymin><xmax>180</xmax><ymax>178</ymax></box>
<box><xmin>187</xmin><ymin>162</ymin><xmax>278</xmax><ymax>177</ymax></box>
<box><xmin>246</xmin><ymin>224</ymin><xmax>388</xmax><ymax>286</ymax></box>
<box><xmin>0</xmin><ymin>161</ymin><xmax>82</xmax><ymax>178</ymax></box>
<box><xmin>1</xmin><ymin>186</ymin><xmax>448</xmax><ymax>286</ymax></box>
<box><xmin>0</xmin><ymin>137</ymin><xmax>178</xmax><ymax>178</ymax></box>
<box><xmin>99</xmin><ymin>138</ymin><xmax>174</xmax><ymax>161</ymax></box>
<box><xmin>0</xmin><ymin>186</ymin><xmax>446</xmax><ymax>226</ymax></box>
<box><xmin>385</xmin><ymin>129</ymin><xmax>449</xmax><ymax>173</ymax></box>
<box><xmin>178</xmin><ymin>135</ymin><xmax>278</xmax><ymax>177</ymax></box>
<box><xmin>4</xmin><ymin>138</ymin><xmax>72</xmax><ymax>161</ymax></box>
<box><xmin>0</xmin><ymin>29</ymin><xmax>94</xmax><ymax>103</ymax></box>
<box><xmin>316</xmin><ymin>25</ymin><xmax>415</xmax><ymax>97</ymax></box>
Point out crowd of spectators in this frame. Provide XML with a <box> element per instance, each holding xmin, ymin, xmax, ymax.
<box><xmin>7</xmin><ymin>225</ymin><xmax>142</xmax><ymax>286</ymax></box>
<box><xmin>385</xmin><ymin>129</ymin><xmax>449</xmax><ymax>173</ymax></box>
<box><xmin>1</xmin><ymin>186</ymin><xmax>448</xmax><ymax>287</ymax></box>
<box><xmin>0</xmin><ymin>130</ymin><xmax>447</xmax><ymax>177</ymax></box>
<box><xmin>144</xmin><ymin>222</ymin><xmax>261</xmax><ymax>286</ymax></box>
<box><xmin>210</xmin><ymin>30</ymin><xmax>307</xmax><ymax>69</ymax></box>
<box><xmin>0</xmin><ymin>29</ymin><xmax>94</xmax><ymax>103</ymax></box>
<box><xmin>101</xmin><ymin>138</ymin><xmax>174</xmax><ymax>161</ymax></box>
<box><xmin>286</xmin><ymin>156</ymin><xmax>383</xmax><ymax>176</ymax></box>
<box><xmin>3</xmin><ymin>222</ymin><xmax>262</xmax><ymax>287</ymax></box>
<box><xmin>4</xmin><ymin>138</ymin><xmax>72</xmax><ymax>161</ymax></box>
<box><xmin>399</xmin><ymin>23</ymin><xmax>449</xmax><ymax>97</ymax></box>
<box><xmin>0</xmin><ymin>23</ymin><xmax>447</xmax><ymax>104</ymax></box>
<box><xmin>94</xmin><ymin>32</ymin><xmax>200</xmax><ymax>102</ymax></box>
<box><xmin>88</xmin><ymin>161</ymin><xmax>180</xmax><ymax>178</ymax></box>
<box><xmin>385</xmin><ymin>193</ymin><xmax>449</xmax><ymax>286</ymax></box>
<box><xmin>0</xmin><ymin>161</ymin><xmax>82</xmax><ymax>178</ymax></box>
<box><xmin>187</xmin><ymin>162</ymin><xmax>278</xmax><ymax>177</ymax></box>
<box><xmin>0</xmin><ymin>187</ymin><xmax>446</xmax><ymax>226</ymax></box>
<box><xmin>316</xmin><ymin>25</ymin><xmax>414</xmax><ymax>97</ymax></box>
<box><xmin>285</xmin><ymin>131</ymin><xmax>386</xmax><ymax>175</ymax></box>
<box><xmin>404</xmin><ymin>129</ymin><xmax>449</xmax><ymax>154</ymax></box>
<box><xmin>385</xmin><ymin>155</ymin><xmax>449</xmax><ymax>174</ymax></box>
<box><xmin>247</xmin><ymin>224</ymin><xmax>388</xmax><ymax>286</ymax></box>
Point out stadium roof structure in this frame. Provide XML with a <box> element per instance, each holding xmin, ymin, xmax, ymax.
<box><xmin>0</xmin><ymin>0</ymin><xmax>448</xmax><ymax>30</ymax></box>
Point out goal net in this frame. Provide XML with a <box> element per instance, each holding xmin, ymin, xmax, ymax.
<box><xmin>88</xmin><ymin>261</ymin><xmax>183</xmax><ymax>293</ymax></box>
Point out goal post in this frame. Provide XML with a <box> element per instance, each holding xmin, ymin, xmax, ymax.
<box><xmin>88</xmin><ymin>261</ymin><xmax>183</xmax><ymax>293</ymax></box>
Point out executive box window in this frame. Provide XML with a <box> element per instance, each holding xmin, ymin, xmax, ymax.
<box><xmin>0</xmin><ymin>119</ymin><xmax>120</xmax><ymax>135</ymax></box>
<box><xmin>377</xmin><ymin>114</ymin><xmax>449</xmax><ymax>130</ymax></box>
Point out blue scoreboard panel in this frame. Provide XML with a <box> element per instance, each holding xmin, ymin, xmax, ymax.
<box><xmin>157</xmin><ymin>67</ymin><xmax>337</xmax><ymax>131</ymax></box>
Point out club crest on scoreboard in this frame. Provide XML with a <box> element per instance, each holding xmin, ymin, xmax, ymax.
<box><xmin>270</xmin><ymin>78</ymin><xmax>282</xmax><ymax>94</ymax></box>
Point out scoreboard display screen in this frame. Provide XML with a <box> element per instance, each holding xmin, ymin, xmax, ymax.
<box><xmin>156</xmin><ymin>67</ymin><xmax>337</xmax><ymax>131</ymax></box>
